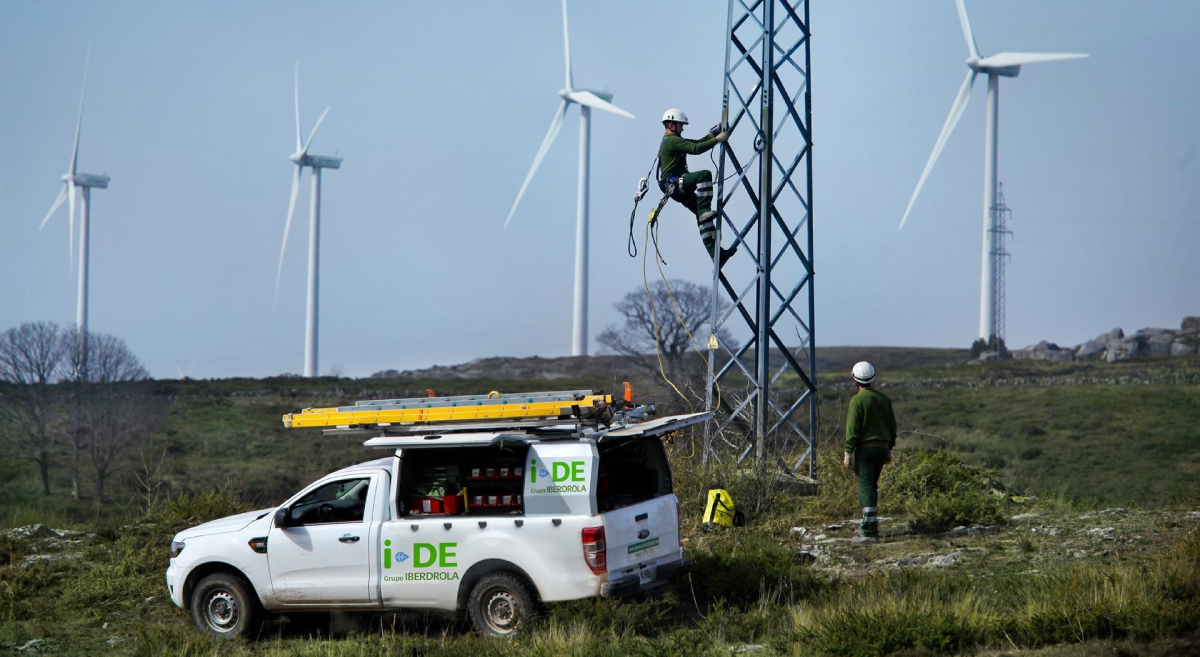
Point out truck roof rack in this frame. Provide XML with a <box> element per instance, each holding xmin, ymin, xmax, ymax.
<box><xmin>282</xmin><ymin>389</ymin><xmax>617</xmax><ymax>435</ymax></box>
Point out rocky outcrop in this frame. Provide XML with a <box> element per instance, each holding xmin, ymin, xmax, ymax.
<box><xmin>1071</xmin><ymin>319</ymin><xmax>1199</xmax><ymax>363</ymax></box>
<box><xmin>1013</xmin><ymin>317</ymin><xmax>1199</xmax><ymax>364</ymax></box>
<box><xmin>1011</xmin><ymin>341</ymin><xmax>1074</xmax><ymax>362</ymax></box>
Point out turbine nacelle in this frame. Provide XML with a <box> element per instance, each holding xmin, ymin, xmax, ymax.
<box><xmin>289</xmin><ymin>152</ymin><xmax>342</xmax><ymax>169</ymax></box>
<box><xmin>967</xmin><ymin>57</ymin><xmax>1020</xmax><ymax>77</ymax></box>
<box><xmin>62</xmin><ymin>172</ymin><xmax>110</xmax><ymax>188</ymax></box>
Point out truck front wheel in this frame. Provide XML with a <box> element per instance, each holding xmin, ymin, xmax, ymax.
<box><xmin>190</xmin><ymin>573</ymin><xmax>259</xmax><ymax>640</ymax></box>
<box><xmin>467</xmin><ymin>572</ymin><xmax>537</xmax><ymax>638</ymax></box>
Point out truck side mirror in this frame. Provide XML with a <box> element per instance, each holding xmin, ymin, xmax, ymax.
<box><xmin>274</xmin><ymin>507</ymin><xmax>291</xmax><ymax>528</ymax></box>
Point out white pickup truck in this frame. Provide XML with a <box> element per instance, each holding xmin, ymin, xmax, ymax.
<box><xmin>166</xmin><ymin>404</ymin><xmax>706</xmax><ymax>639</ymax></box>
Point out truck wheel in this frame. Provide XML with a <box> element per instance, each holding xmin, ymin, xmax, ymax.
<box><xmin>190</xmin><ymin>573</ymin><xmax>258</xmax><ymax>640</ymax></box>
<box><xmin>467</xmin><ymin>572</ymin><xmax>537</xmax><ymax>638</ymax></box>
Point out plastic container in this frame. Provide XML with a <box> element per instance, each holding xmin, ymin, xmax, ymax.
<box><xmin>415</xmin><ymin>497</ymin><xmax>443</xmax><ymax>514</ymax></box>
<box><xmin>443</xmin><ymin>494</ymin><xmax>462</xmax><ymax>515</ymax></box>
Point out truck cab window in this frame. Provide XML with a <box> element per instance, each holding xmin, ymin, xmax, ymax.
<box><xmin>289</xmin><ymin>477</ymin><xmax>370</xmax><ymax>525</ymax></box>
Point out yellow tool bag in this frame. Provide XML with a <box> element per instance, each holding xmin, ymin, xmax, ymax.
<box><xmin>703</xmin><ymin>488</ymin><xmax>740</xmax><ymax>527</ymax></box>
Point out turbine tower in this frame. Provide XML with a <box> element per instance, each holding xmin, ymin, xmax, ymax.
<box><xmin>39</xmin><ymin>46</ymin><xmax>109</xmax><ymax>348</ymax></box>
<box><xmin>504</xmin><ymin>0</ymin><xmax>634</xmax><ymax>357</ymax></box>
<box><xmin>275</xmin><ymin>63</ymin><xmax>341</xmax><ymax>378</ymax></box>
<box><xmin>898</xmin><ymin>0</ymin><xmax>1086</xmax><ymax>341</ymax></box>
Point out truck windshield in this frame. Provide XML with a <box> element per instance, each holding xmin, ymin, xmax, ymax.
<box><xmin>597</xmin><ymin>436</ymin><xmax>672</xmax><ymax>513</ymax></box>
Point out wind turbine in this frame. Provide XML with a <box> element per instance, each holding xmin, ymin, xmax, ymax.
<box><xmin>898</xmin><ymin>0</ymin><xmax>1086</xmax><ymax>341</ymax></box>
<box><xmin>504</xmin><ymin>0</ymin><xmax>634</xmax><ymax>357</ymax></box>
<box><xmin>38</xmin><ymin>45</ymin><xmax>109</xmax><ymax>345</ymax></box>
<box><xmin>275</xmin><ymin>63</ymin><xmax>341</xmax><ymax>378</ymax></box>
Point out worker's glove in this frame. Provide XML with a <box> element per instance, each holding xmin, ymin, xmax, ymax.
<box><xmin>715</xmin><ymin>131</ymin><xmax>729</xmax><ymax>143</ymax></box>
<box><xmin>843</xmin><ymin>451</ymin><xmax>854</xmax><ymax>471</ymax></box>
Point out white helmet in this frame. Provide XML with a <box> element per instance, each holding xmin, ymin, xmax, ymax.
<box><xmin>661</xmin><ymin>108</ymin><xmax>689</xmax><ymax>125</ymax></box>
<box><xmin>852</xmin><ymin>361</ymin><xmax>876</xmax><ymax>386</ymax></box>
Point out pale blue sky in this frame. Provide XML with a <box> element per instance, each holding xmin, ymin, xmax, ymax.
<box><xmin>2</xmin><ymin>1</ymin><xmax>1197</xmax><ymax>378</ymax></box>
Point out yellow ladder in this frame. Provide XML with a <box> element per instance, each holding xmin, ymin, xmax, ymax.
<box><xmin>283</xmin><ymin>390</ymin><xmax>613</xmax><ymax>430</ymax></box>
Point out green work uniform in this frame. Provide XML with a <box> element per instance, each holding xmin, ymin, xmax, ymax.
<box><xmin>844</xmin><ymin>387</ymin><xmax>897</xmax><ymax>538</ymax></box>
<box><xmin>658</xmin><ymin>132</ymin><xmax>720</xmax><ymax>256</ymax></box>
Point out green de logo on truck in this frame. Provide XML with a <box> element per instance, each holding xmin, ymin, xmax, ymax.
<box><xmin>383</xmin><ymin>540</ymin><xmax>460</xmax><ymax>581</ymax></box>
<box><xmin>528</xmin><ymin>457</ymin><xmax>588</xmax><ymax>494</ymax></box>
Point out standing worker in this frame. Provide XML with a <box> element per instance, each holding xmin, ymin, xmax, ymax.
<box><xmin>844</xmin><ymin>361</ymin><xmax>897</xmax><ymax>545</ymax></box>
<box><xmin>658</xmin><ymin>109</ymin><xmax>736</xmax><ymax>266</ymax></box>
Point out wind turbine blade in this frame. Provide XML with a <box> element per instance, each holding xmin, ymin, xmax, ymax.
<box><xmin>955</xmin><ymin>0</ymin><xmax>979</xmax><ymax>59</ymax></box>
<box><xmin>504</xmin><ymin>101</ymin><xmax>568</xmax><ymax>230</ymax></box>
<box><xmin>978</xmin><ymin>52</ymin><xmax>1088</xmax><ymax>68</ymax></box>
<box><xmin>561</xmin><ymin>0</ymin><xmax>573</xmax><ymax>89</ymax></box>
<box><xmin>899</xmin><ymin>70</ymin><xmax>976</xmax><ymax>231</ymax></box>
<box><xmin>294</xmin><ymin>62</ymin><xmax>302</xmax><ymax>152</ymax></box>
<box><xmin>275</xmin><ymin>166</ymin><xmax>303</xmax><ymax>304</ymax></box>
<box><xmin>39</xmin><ymin>186</ymin><xmax>68</xmax><ymax>230</ymax></box>
<box><xmin>70</xmin><ymin>44</ymin><xmax>91</xmax><ymax>176</ymax></box>
<box><xmin>301</xmin><ymin>106</ymin><xmax>331</xmax><ymax>155</ymax></box>
<box><xmin>566</xmin><ymin>90</ymin><xmax>634</xmax><ymax>119</ymax></box>
<box><xmin>68</xmin><ymin>180</ymin><xmax>76</xmax><ymax>272</ymax></box>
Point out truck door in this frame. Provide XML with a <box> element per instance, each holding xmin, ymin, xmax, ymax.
<box><xmin>597</xmin><ymin>413</ymin><xmax>708</xmax><ymax>587</ymax></box>
<box><xmin>268</xmin><ymin>473</ymin><xmax>383</xmax><ymax>606</ymax></box>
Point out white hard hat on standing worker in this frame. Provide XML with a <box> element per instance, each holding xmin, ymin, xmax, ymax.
<box><xmin>661</xmin><ymin>108</ymin><xmax>689</xmax><ymax>125</ymax></box>
<box><xmin>852</xmin><ymin>361</ymin><xmax>876</xmax><ymax>386</ymax></box>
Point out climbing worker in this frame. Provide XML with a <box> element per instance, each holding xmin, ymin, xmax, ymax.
<box><xmin>843</xmin><ymin>361</ymin><xmax>897</xmax><ymax>545</ymax></box>
<box><xmin>658</xmin><ymin>109</ymin><xmax>736</xmax><ymax>266</ymax></box>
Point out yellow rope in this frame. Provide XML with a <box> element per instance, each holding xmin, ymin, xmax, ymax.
<box><xmin>641</xmin><ymin>211</ymin><xmax>727</xmax><ymax>459</ymax></box>
<box><xmin>642</xmin><ymin>218</ymin><xmax>692</xmax><ymax>411</ymax></box>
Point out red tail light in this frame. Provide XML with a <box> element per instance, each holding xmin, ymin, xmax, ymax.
<box><xmin>581</xmin><ymin>526</ymin><xmax>607</xmax><ymax>575</ymax></box>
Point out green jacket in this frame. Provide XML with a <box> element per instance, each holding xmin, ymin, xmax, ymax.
<box><xmin>658</xmin><ymin>132</ymin><xmax>719</xmax><ymax>182</ymax></box>
<box><xmin>844</xmin><ymin>387</ymin><xmax>897</xmax><ymax>453</ymax></box>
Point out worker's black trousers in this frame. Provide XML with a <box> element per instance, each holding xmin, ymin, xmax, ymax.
<box><xmin>670</xmin><ymin>170</ymin><xmax>717</xmax><ymax>257</ymax></box>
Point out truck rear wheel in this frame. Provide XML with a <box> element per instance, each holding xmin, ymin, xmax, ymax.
<box><xmin>190</xmin><ymin>573</ymin><xmax>258</xmax><ymax>640</ymax></box>
<box><xmin>467</xmin><ymin>572</ymin><xmax>537</xmax><ymax>638</ymax></box>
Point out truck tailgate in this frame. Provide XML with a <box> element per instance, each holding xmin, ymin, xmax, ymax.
<box><xmin>601</xmin><ymin>495</ymin><xmax>680</xmax><ymax>582</ymax></box>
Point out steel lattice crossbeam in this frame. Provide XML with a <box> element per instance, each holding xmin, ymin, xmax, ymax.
<box><xmin>704</xmin><ymin>0</ymin><xmax>816</xmax><ymax>476</ymax></box>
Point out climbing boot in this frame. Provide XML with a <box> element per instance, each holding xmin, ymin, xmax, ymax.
<box><xmin>718</xmin><ymin>245</ymin><xmax>737</xmax><ymax>268</ymax></box>
<box><xmin>851</xmin><ymin>534</ymin><xmax>879</xmax><ymax>546</ymax></box>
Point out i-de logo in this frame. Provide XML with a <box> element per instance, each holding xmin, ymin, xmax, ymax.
<box><xmin>383</xmin><ymin>540</ymin><xmax>460</xmax><ymax>581</ymax></box>
<box><xmin>528</xmin><ymin>458</ymin><xmax>588</xmax><ymax>494</ymax></box>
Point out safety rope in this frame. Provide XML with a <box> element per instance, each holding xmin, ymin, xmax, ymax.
<box><xmin>639</xmin><ymin>210</ymin><xmax>726</xmax><ymax>459</ymax></box>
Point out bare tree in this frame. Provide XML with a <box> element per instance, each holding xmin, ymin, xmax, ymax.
<box><xmin>63</xmin><ymin>328</ymin><xmax>154</xmax><ymax>503</ymax></box>
<box><xmin>0</xmin><ymin>322</ymin><xmax>68</xmax><ymax>495</ymax></box>
<box><xmin>598</xmin><ymin>279</ymin><xmax>735</xmax><ymax>380</ymax></box>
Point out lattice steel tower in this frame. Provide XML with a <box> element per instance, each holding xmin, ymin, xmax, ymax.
<box><xmin>991</xmin><ymin>182</ymin><xmax>1013</xmax><ymax>347</ymax></box>
<box><xmin>704</xmin><ymin>0</ymin><xmax>816</xmax><ymax>476</ymax></box>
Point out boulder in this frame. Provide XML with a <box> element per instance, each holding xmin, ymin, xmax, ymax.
<box><xmin>1075</xmin><ymin>340</ymin><xmax>1108</xmax><ymax>360</ymax></box>
<box><xmin>1012</xmin><ymin>341</ymin><xmax>1074</xmax><ymax>362</ymax></box>
<box><xmin>1134</xmin><ymin>328</ymin><xmax>1177</xmax><ymax>358</ymax></box>
<box><xmin>1097</xmin><ymin>328</ymin><xmax>1124</xmax><ymax>345</ymax></box>
<box><xmin>1107</xmin><ymin>336</ymin><xmax>1145</xmax><ymax>362</ymax></box>
<box><xmin>972</xmin><ymin>350</ymin><xmax>1007</xmax><ymax>363</ymax></box>
<box><xmin>1182</xmin><ymin>316</ymin><xmax>1200</xmax><ymax>334</ymax></box>
<box><xmin>1171</xmin><ymin>340</ymin><xmax>1198</xmax><ymax>356</ymax></box>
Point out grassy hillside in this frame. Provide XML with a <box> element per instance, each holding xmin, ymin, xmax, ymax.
<box><xmin>3</xmin><ymin>353</ymin><xmax>1197</xmax><ymax>522</ymax></box>
<box><xmin>2</xmin><ymin>350</ymin><xmax>1199</xmax><ymax>655</ymax></box>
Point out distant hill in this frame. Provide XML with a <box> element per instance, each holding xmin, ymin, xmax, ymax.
<box><xmin>372</xmin><ymin>346</ymin><xmax>970</xmax><ymax>382</ymax></box>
